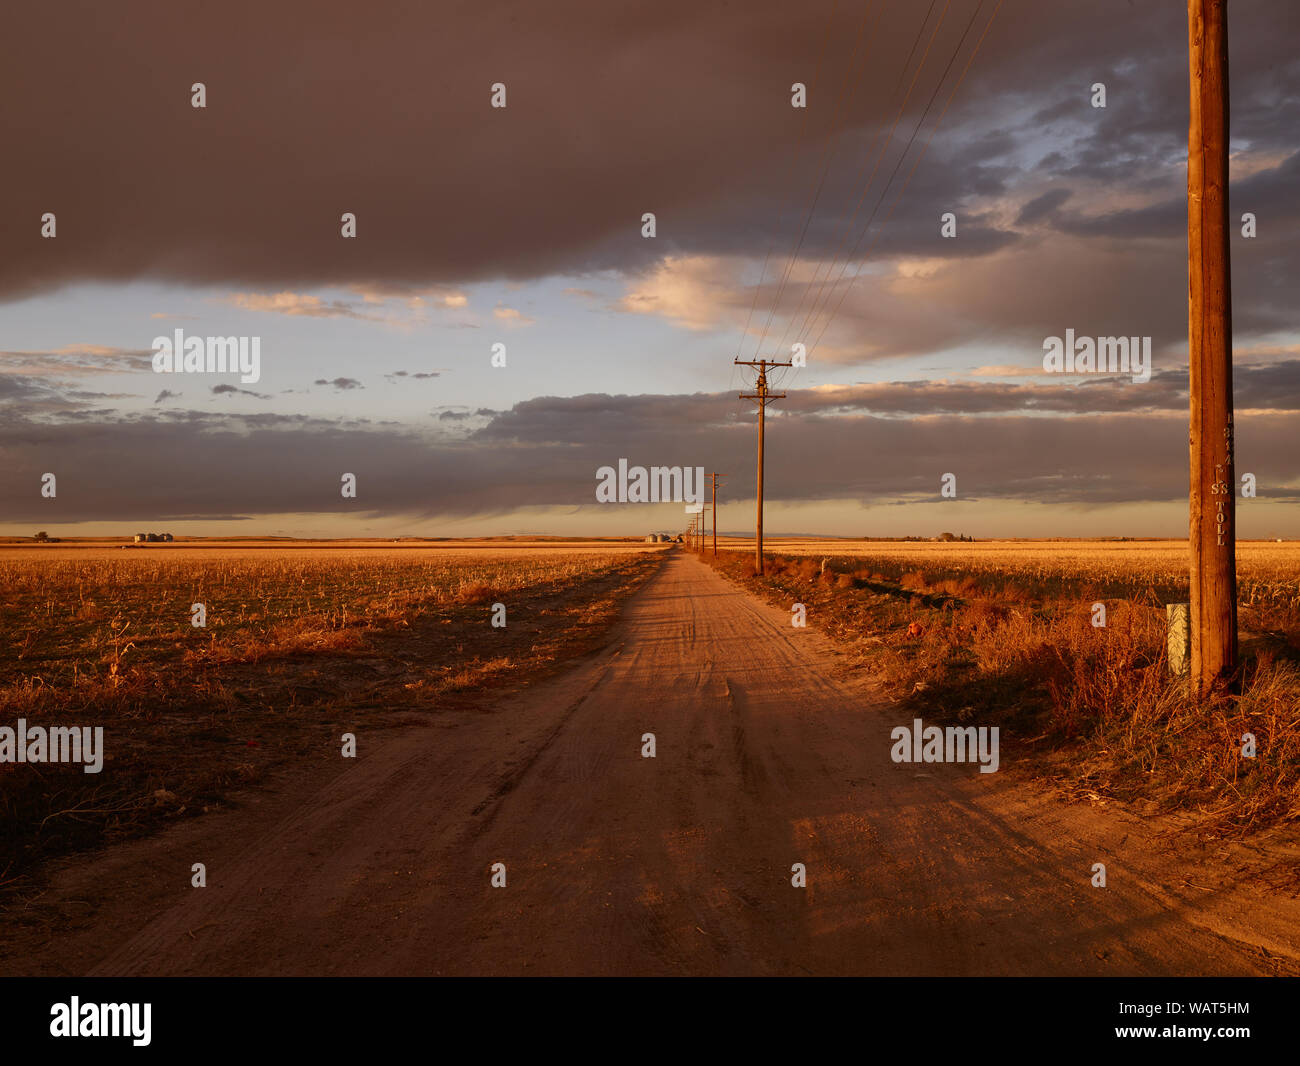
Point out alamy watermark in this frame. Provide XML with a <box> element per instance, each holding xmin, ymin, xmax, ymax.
<box><xmin>1</xmin><ymin>719</ymin><xmax>104</xmax><ymax>773</ymax></box>
<box><xmin>596</xmin><ymin>460</ymin><xmax>704</xmax><ymax>507</ymax></box>
<box><xmin>152</xmin><ymin>328</ymin><xmax>261</xmax><ymax>384</ymax></box>
<box><xmin>50</xmin><ymin>998</ymin><xmax>150</xmax><ymax>1046</ymax></box>
<box><xmin>890</xmin><ymin>717</ymin><xmax>999</xmax><ymax>773</ymax></box>
<box><xmin>1042</xmin><ymin>329</ymin><xmax>1151</xmax><ymax>383</ymax></box>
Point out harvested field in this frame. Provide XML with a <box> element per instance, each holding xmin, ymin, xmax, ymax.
<box><xmin>704</xmin><ymin>540</ymin><xmax>1300</xmax><ymax>835</ymax></box>
<box><xmin>0</xmin><ymin>544</ymin><xmax>668</xmax><ymax>886</ymax></box>
<box><xmin>753</xmin><ymin>538</ymin><xmax>1300</xmax><ymax>606</ymax></box>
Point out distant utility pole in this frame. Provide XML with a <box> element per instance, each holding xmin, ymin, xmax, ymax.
<box><xmin>707</xmin><ymin>472</ymin><xmax>724</xmax><ymax>557</ymax></box>
<box><xmin>738</xmin><ymin>358</ymin><xmax>791</xmax><ymax>575</ymax></box>
<box><xmin>1187</xmin><ymin>0</ymin><xmax>1237</xmax><ymax>695</ymax></box>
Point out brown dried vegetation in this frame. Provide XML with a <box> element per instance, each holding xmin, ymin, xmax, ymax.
<box><xmin>710</xmin><ymin>542</ymin><xmax>1300</xmax><ymax>835</ymax></box>
<box><xmin>0</xmin><ymin>547</ymin><xmax>665</xmax><ymax>886</ymax></box>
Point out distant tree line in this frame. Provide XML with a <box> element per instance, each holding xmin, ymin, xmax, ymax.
<box><xmin>859</xmin><ymin>533</ymin><xmax>976</xmax><ymax>542</ymax></box>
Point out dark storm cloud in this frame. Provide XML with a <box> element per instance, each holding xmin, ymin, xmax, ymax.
<box><xmin>1234</xmin><ymin>359</ymin><xmax>1300</xmax><ymax>410</ymax></box>
<box><xmin>2</xmin><ymin>1</ymin><xmax>1298</xmax><ymax>537</ymax></box>
<box><xmin>1015</xmin><ymin>188</ymin><xmax>1072</xmax><ymax>227</ymax></box>
<box><xmin>473</xmin><ymin>361</ymin><xmax>1300</xmax><ymax>437</ymax></box>
<box><xmin>0</xmin><ymin>375</ymin><xmax>73</xmax><ymax>406</ymax></box>
<box><xmin>3</xmin><ymin>382</ymin><xmax>1297</xmax><ymax>524</ymax></box>
<box><xmin>211</xmin><ymin>383</ymin><xmax>268</xmax><ymax>399</ymax></box>
<box><xmin>1058</xmin><ymin>149</ymin><xmax>1300</xmax><ymax>241</ymax></box>
<box><xmin>0</xmin><ymin>372</ymin><xmax>137</xmax><ymax>413</ymax></box>
<box><xmin>2</xmin><ymin>0</ymin><xmax>1296</xmax><ymax>303</ymax></box>
<box><xmin>0</xmin><ymin>348</ymin><xmax>154</xmax><ymax>375</ymax></box>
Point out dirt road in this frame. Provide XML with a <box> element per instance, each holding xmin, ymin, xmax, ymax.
<box><xmin>9</xmin><ymin>552</ymin><xmax>1300</xmax><ymax>975</ymax></box>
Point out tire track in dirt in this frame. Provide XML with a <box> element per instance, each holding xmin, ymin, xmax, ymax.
<box><xmin>7</xmin><ymin>551</ymin><xmax>1300</xmax><ymax>976</ymax></box>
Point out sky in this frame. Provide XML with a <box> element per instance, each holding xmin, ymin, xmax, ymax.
<box><xmin>1</xmin><ymin>0</ymin><xmax>1297</xmax><ymax>539</ymax></box>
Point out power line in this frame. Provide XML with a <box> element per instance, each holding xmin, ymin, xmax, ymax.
<box><xmin>805</xmin><ymin>0</ymin><xmax>1003</xmax><ymax>357</ymax></box>
<box><xmin>787</xmin><ymin>0</ymin><xmax>972</xmax><ymax>361</ymax></box>
<box><xmin>707</xmin><ymin>471</ymin><xmax>724</xmax><ymax>556</ymax></box>
<box><xmin>774</xmin><ymin>0</ymin><xmax>947</xmax><ymax>373</ymax></box>
<box><xmin>732</xmin><ymin>0</ymin><xmax>845</xmax><ymax>368</ymax></box>
<box><xmin>723</xmin><ymin>0</ymin><xmax>1001</xmax><ymax>578</ymax></box>
<box><xmin>1187</xmin><ymin>0</ymin><xmax>1237</xmax><ymax>694</ymax></box>
<box><xmin>747</xmin><ymin>0</ymin><xmax>881</xmax><ymax>369</ymax></box>
<box><xmin>737</xmin><ymin>358</ymin><xmax>791</xmax><ymax>575</ymax></box>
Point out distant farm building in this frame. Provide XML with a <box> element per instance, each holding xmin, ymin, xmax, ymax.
<box><xmin>134</xmin><ymin>533</ymin><xmax>148</xmax><ymax>543</ymax></box>
<box><xmin>138</xmin><ymin>532</ymin><xmax>174</xmax><ymax>543</ymax></box>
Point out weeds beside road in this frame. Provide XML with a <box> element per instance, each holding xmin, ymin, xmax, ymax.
<box><xmin>702</xmin><ymin>545</ymin><xmax>1300</xmax><ymax>837</ymax></box>
<box><xmin>0</xmin><ymin>546</ymin><xmax>666</xmax><ymax>887</ymax></box>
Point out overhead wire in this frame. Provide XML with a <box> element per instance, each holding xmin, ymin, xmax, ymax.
<box><xmin>745</xmin><ymin>0</ymin><xmax>880</xmax><ymax>376</ymax></box>
<box><xmin>775</xmin><ymin>0</ymin><xmax>945</xmax><ymax>393</ymax></box>
<box><xmin>728</xmin><ymin>0</ymin><xmax>845</xmax><ymax>425</ymax></box>
<box><xmin>804</xmin><ymin>0</ymin><xmax>1005</xmax><ymax>358</ymax></box>
<box><xmin>780</xmin><ymin>0</ymin><xmax>957</xmax><ymax>370</ymax></box>
<box><xmin>726</xmin><ymin>0</ymin><xmax>1003</xmax><ymax>458</ymax></box>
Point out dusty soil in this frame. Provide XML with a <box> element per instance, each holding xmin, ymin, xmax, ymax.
<box><xmin>0</xmin><ymin>550</ymin><xmax>662</xmax><ymax>882</ymax></box>
<box><xmin>4</xmin><ymin>553</ymin><xmax>1299</xmax><ymax>976</ymax></box>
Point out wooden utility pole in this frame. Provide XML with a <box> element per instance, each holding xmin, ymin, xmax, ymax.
<box><xmin>1187</xmin><ymin>0</ymin><xmax>1237</xmax><ymax>695</ymax></box>
<box><xmin>707</xmin><ymin>472</ymin><xmax>724</xmax><ymax>557</ymax></box>
<box><xmin>738</xmin><ymin>358</ymin><xmax>791</xmax><ymax>575</ymax></box>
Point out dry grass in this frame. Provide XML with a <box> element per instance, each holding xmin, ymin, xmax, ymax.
<box><xmin>704</xmin><ymin>542</ymin><xmax>1300</xmax><ymax>835</ymax></box>
<box><xmin>0</xmin><ymin>546</ymin><xmax>666</xmax><ymax>886</ymax></box>
<box><xmin>760</xmin><ymin>538</ymin><xmax>1300</xmax><ymax>612</ymax></box>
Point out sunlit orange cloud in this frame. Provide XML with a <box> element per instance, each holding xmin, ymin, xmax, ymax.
<box><xmin>492</xmin><ymin>306</ymin><xmax>535</xmax><ymax>325</ymax></box>
<box><xmin>615</xmin><ymin>255</ymin><xmax>749</xmax><ymax>332</ymax></box>
<box><xmin>225</xmin><ymin>292</ymin><xmax>371</xmax><ymax>318</ymax></box>
<box><xmin>968</xmin><ymin>365</ymin><xmax>1041</xmax><ymax>377</ymax></box>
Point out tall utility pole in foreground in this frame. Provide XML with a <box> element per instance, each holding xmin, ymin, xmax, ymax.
<box><xmin>738</xmin><ymin>358</ymin><xmax>790</xmax><ymax>575</ymax></box>
<box><xmin>1187</xmin><ymin>0</ymin><xmax>1237</xmax><ymax>695</ymax></box>
<box><xmin>707</xmin><ymin>472</ymin><xmax>724</xmax><ymax>557</ymax></box>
